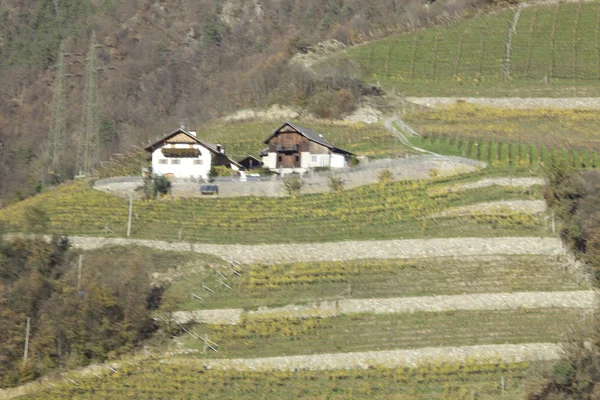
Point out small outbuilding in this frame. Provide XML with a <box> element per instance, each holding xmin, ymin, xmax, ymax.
<box><xmin>238</xmin><ymin>155</ymin><xmax>264</xmax><ymax>170</ymax></box>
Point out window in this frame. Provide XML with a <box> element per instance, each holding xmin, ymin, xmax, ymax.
<box><xmin>171</xmin><ymin>159</ymin><xmax>180</xmax><ymax>165</ymax></box>
<box><xmin>295</xmin><ymin>155</ymin><xmax>299</xmax><ymax>162</ymax></box>
<box><xmin>278</xmin><ymin>156</ymin><xmax>282</xmax><ymax>162</ymax></box>
<box><xmin>159</xmin><ymin>159</ymin><xmax>168</xmax><ymax>165</ymax></box>
<box><xmin>311</xmin><ymin>155</ymin><xmax>317</xmax><ymax>162</ymax></box>
<box><xmin>193</xmin><ymin>159</ymin><xmax>203</xmax><ymax>165</ymax></box>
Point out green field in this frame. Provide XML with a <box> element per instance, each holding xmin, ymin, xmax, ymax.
<box><xmin>345</xmin><ymin>1</ymin><xmax>600</xmax><ymax>96</ymax></box>
<box><xmin>403</xmin><ymin>129</ymin><xmax>600</xmax><ymax>171</ymax></box>
<box><xmin>20</xmin><ymin>359</ymin><xmax>537</xmax><ymax>400</ymax></box>
<box><xmin>403</xmin><ymin>104</ymin><xmax>600</xmax><ymax>157</ymax></box>
<box><xmin>185</xmin><ymin>309</ymin><xmax>581</xmax><ymax>358</ymax></box>
<box><xmin>168</xmin><ymin>255</ymin><xmax>585</xmax><ymax>311</ymax></box>
<box><xmin>0</xmin><ymin>173</ymin><xmax>547</xmax><ymax>244</ymax></box>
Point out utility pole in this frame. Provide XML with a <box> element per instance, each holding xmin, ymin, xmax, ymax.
<box><xmin>48</xmin><ymin>41</ymin><xmax>67</xmax><ymax>176</ymax></box>
<box><xmin>75</xmin><ymin>30</ymin><xmax>100</xmax><ymax>178</ymax></box>
<box><xmin>127</xmin><ymin>193</ymin><xmax>133</xmax><ymax>237</ymax></box>
<box><xmin>23</xmin><ymin>317</ymin><xmax>31</xmax><ymax>363</ymax></box>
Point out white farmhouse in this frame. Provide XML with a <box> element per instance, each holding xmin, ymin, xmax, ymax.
<box><xmin>145</xmin><ymin>127</ymin><xmax>241</xmax><ymax>180</ymax></box>
<box><xmin>261</xmin><ymin>122</ymin><xmax>354</xmax><ymax>173</ymax></box>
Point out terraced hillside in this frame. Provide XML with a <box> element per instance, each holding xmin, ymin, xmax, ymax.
<box><xmin>347</xmin><ymin>1</ymin><xmax>600</xmax><ymax>96</ymax></box>
<box><xmin>7</xmin><ymin>233</ymin><xmax>593</xmax><ymax>399</ymax></box>
<box><xmin>2</xmin><ymin>171</ymin><xmax>593</xmax><ymax>399</ymax></box>
<box><xmin>0</xmin><ymin>173</ymin><xmax>548</xmax><ymax>243</ymax></box>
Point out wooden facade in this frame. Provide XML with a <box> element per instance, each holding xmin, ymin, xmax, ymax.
<box><xmin>266</xmin><ymin>125</ymin><xmax>323</xmax><ymax>168</ymax></box>
<box><xmin>262</xmin><ymin>122</ymin><xmax>354</xmax><ymax>171</ymax></box>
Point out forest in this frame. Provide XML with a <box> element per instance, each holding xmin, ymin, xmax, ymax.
<box><xmin>0</xmin><ymin>233</ymin><xmax>160</xmax><ymax>387</ymax></box>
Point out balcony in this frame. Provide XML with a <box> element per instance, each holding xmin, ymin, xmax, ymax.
<box><xmin>276</xmin><ymin>144</ymin><xmax>298</xmax><ymax>152</ymax></box>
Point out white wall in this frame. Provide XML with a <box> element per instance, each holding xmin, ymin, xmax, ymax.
<box><xmin>303</xmin><ymin>153</ymin><xmax>330</xmax><ymax>168</ymax></box>
<box><xmin>330</xmin><ymin>153</ymin><xmax>348</xmax><ymax>169</ymax></box>
<box><xmin>263</xmin><ymin>152</ymin><xmax>277</xmax><ymax>169</ymax></box>
<box><xmin>264</xmin><ymin>151</ymin><xmax>348</xmax><ymax>170</ymax></box>
<box><xmin>152</xmin><ymin>143</ymin><xmax>212</xmax><ymax>179</ymax></box>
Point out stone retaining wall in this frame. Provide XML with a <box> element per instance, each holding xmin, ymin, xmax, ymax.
<box><xmin>172</xmin><ymin>290</ymin><xmax>596</xmax><ymax>325</ymax></box>
<box><xmin>194</xmin><ymin>343</ymin><xmax>562</xmax><ymax>371</ymax></box>
<box><xmin>59</xmin><ymin>236</ymin><xmax>565</xmax><ymax>265</ymax></box>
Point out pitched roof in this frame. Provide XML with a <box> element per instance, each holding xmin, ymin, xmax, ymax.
<box><xmin>238</xmin><ymin>154</ymin><xmax>262</xmax><ymax>163</ymax></box>
<box><xmin>145</xmin><ymin>128</ymin><xmax>222</xmax><ymax>154</ymax></box>
<box><xmin>265</xmin><ymin>122</ymin><xmax>354</xmax><ymax>155</ymax></box>
<box><xmin>145</xmin><ymin>127</ymin><xmax>244</xmax><ymax>169</ymax></box>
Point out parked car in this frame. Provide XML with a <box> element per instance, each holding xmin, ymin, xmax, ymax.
<box><xmin>200</xmin><ymin>185</ymin><xmax>219</xmax><ymax>195</ymax></box>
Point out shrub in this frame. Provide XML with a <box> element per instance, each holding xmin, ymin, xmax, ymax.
<box><xmin>138</xmin><ymin>175</ymin><xmax>172</xmax><ymax>199</ymax></box>
<box><xmin>209</xmin><ymin>165</ymin><xmax>231</xmax><ymax>182</ymax></box>
<box><xmin>23</xmin><ymin>205</ymin><xmax>49</xmax><ymax>234</ymax></box>
<box><xmin>283</xmin><ymin>175</ymin><xmax>303</xmax><ymax>196</ymax></box>
<box><xmin>377</xmin><ymin>168</ymin><xmax>393</xmax><ymax>184</ymax></box>
<box><xmin>552</xmin><ymin>362</ymin><xmax>576</xmax><ymax>387</ymax></box>
<box><xmin>153</xmin><ymin>175</ymin><xmax>172</xmax><ymax>196</ymax></box>
<box><xmin>328</xmin><ymin>175</ymin><xmax>344</xmax><ymax>192</ymax></box>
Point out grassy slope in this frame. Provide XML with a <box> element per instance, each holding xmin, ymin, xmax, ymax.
<box><xmin>0</xmin><ymin>174</ymin><xmax>547</xmax><ymax>244</ymax></box>
<box><xmin>167</xmin><ymin>255</ymin><xmax>586</xmax><ymax>311</ymax></box>
<box><xmin>345</xmin><ymin>1</ymin><xmax>600</xmax><ymax>96</ymax></box>
<box><xmin>21</xmin><ymin>359</ymin><xmax>537</xmax><ymax>400</ymax></box>
<box><xmin>403</xmin><ymin>104</ymin><xmax>600</xmax><ymax>150</ymax></box>
<box><xmin>184</xmin><ymin>309</ymin><xmax>582</xmax><ymax>359</ymax></box>
<box><xmin>195</xmin><ymin>120</ymin><xmax>402</xmax><ymax>160</ymax></box>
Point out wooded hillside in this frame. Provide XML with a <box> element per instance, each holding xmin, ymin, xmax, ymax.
<box><xmin>0</xmin><ymin>0</ymin><xmax>504</xmax><ymax>204</ymax></box>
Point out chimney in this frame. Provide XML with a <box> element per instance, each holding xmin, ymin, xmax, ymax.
<box><xmin>189</xmin><ymin>131</ymin><xmax>197</xmax><ymax>137</ymax></box>
<box><xmin>217</xmin><ymin>144</ymin><xmax>223</xmax><ymax>153</ymax></box>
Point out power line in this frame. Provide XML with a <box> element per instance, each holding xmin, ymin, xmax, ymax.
<box><xmin>48</xmin><ymin>41</ymin><xmax>67</xmax><ymax>175</ymax></box>
<box><xmin>75</xmin><ymin>30</ymin><xmax>100</xmax><ymax>178</ymax></box>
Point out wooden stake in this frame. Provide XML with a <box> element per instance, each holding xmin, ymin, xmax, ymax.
<box><xmin>76</xmin><ymin>254</ymin><xmax>83</xmax><ymax>292</ymax></box>
<box><xmin>23</xmin><ymin>317</ymin><xmax>30</xmax><ymax>362</ymax></box>
<box><xmin>217</xmin><ymin>270</ymin><xmax>228</xmax><ymax>281</ymax></box>
<box><xmin>127</xmin><ymin>194</ymin><xmax>133</xmax><ymax>237</ymax></box>
<box><xmin>191</xmin><ymin>293</ymin><xmax>204</xmax><ymax>302</ymax></box>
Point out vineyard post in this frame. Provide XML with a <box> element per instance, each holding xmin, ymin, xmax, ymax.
<box><xmin>552</xmin><ymin>211</ymin><xmax>556</xmax><ymax>234</ymax></box>
<box><xmin>127</xmin><ymin>193</ymin><xmax>133</xmax><ymax>237</ymax></box>
<box><xmin>77</xmin><ymin>254</ymin><xmax>83</xmax><ymax>292</ymax></box>
<box><xmin>23</xmin><ymin>317</ymin><xmax>30</xmax><ymax>363</ymax></box>
<box><xmin>501</xmin><ymin>375</ymin><xmax>505</xmax><ymax>395</ymax></box>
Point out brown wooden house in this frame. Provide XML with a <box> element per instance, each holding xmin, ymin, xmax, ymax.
<box><xmin>261</xmin><ymin>122</ymin><xmax>353</xmax><ymax>171</ymax></box>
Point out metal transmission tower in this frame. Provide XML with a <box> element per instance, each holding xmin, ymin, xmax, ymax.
<box><xmin>48</xmin><ymin>41</ymin><xmax>67</xmax><ymax>175</ymax></box>
<box><xmin>75</xmin><ymin>31</ymin><xmax>99</xmax><ymax>178</ymax></box>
